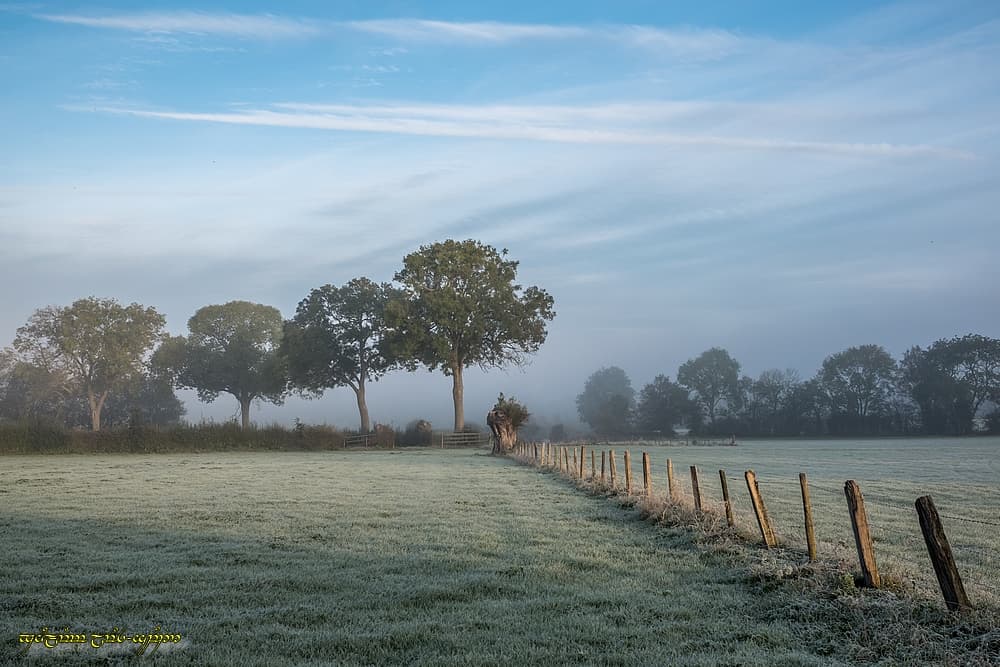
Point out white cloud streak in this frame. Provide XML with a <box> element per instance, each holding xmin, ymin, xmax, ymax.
<box><xmin>344</xmin><ymin>19</ymin><xmax>590</xmax><ymax>43</ymax></box>
<box><xmin>87</xmin><ymin>103</ymin><xmax>972</xmax><ymax>159</ymax></box>
<box><xmin>36</xmin><ymin>11</ymin><xmax>321</xmax><ymax>38</ymax></box>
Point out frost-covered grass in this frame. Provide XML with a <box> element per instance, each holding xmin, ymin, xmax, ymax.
<box><xmin>1</xmin><ymin>447</ymin><xmax>996</xmax><ymax>665</ymax></box>
<box><xmin>596</xmin><ymin>437</ymin><xmax>1000</xmax><ymax>609</ymax></box>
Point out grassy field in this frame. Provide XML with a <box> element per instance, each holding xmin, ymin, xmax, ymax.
<box><xmin>1</xmin><ymin>446</ymin><xmax>996</xmax><ymax>665</ymax></box>
<box><xmin>596</xmin><ymin>437</ymin><xmax>1000</xmax><ymax>608</ymax></box>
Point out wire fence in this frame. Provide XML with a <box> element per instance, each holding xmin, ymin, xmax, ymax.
<box><xmin>512</xmin><ymin>442</ymin><xmax>1000</xmax><ymax>611</ymax></box>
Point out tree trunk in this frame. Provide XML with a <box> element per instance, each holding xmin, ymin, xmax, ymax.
<box><xmin>355</xmin><ymin>382</ymin><xmax>371</xmax><ymax>433</ymax></box>
<box><xmin>452</xmin><ymin>364</ymin><xmax>464</xmax><ymax>432</ymax></box>
<box><xmin>240</xmin><ymin>395</ymin><xmax>252</xmax><ymax>430</ymax></box>
<box><xmin>88</xmin><ymin>389</ymin><xmax>108</xmax><ymax>432</ymax></box>
<box><xmin>487</xmin><ymin>409</ymin><xmax>516</xmax><ymax>454</ymax></box>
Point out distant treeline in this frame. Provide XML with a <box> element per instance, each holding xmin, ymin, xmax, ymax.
<box><xmin>576</xmin><ymin>336</ymin><xmax>1000</xmax><ymax>439</ymax></box>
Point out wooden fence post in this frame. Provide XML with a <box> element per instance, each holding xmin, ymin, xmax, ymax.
<box><xmin>564</xmin><ymin>447</ymin><xmax>570</xmax><ymax>472</ymax></box>
<box><xmin>601</xmin><ymin>451</ymin><xmax>607</xmax><ymax>482</ymax></box>
<box><xmin>590</xmin><ymin>449</ymin><xmax>596</xmax><ymax>479</ymax></box>
<box><xmin>579</xmin><ymin>446</ymin><xmax>585</xmax><ymax>479</ymax></box>
<box><xmin>609</xmin><ymin>450</ymin><xmax>617</xmax><ymax>488</ymax></box>
<box><xmin>690</xmin><ymin>466</ymin><xmax>702</xmax><ymax>512</ymax></box>
<box><xmin>745</xmin><ymin>470</ymin><xmax>777</xmax><ymax>548</ymax></box>
<box><xmin>719</xmin><ymin>470</ymin><xmax>734</xmax><ymax>527</ymax></box>
<box><xmin>623</xmin><ymin>450</ymin><xmax>632</xmax><ymax>495</ymax></box>
<box><xmin>799</xmin><ymin>473</ymin><xmax>817</xmax><ymax>562</ymax></box>
<box><xmin>642</xmin><ymin>452</ymin><xmax>652</xmax><ymax>495</ymax></box>
<box><xmin>844</xmin><ymin>480</ymin><xmax>881</xmax><ymax>588</ymax></box>
<box><xmin>666</xmin><ymin>458</ymin><xmax>676</xmax><ymax>501</ymax></box>
<box><xmin>915</xmin><ymin>495</ymin><xmax>970</xmax><ymax>612</ymax></box>
<box><xmin>572</xmin><ymin>448</ymin><xmax>578</xmax><ymax>476</ymax></box>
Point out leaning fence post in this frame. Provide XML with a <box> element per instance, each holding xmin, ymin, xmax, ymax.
<box><xmin>642</xmin><ymin>452</ymin><xmax>652</xmax><ymax>495</ymax></box>
<box><xmin>799</xmin><ymin>473</ymin><xmax>817</xmax><ymax>562</ymax></box>
<box><xmin>623</xmin><ymin>450</ymin><xmax>633</xmax><ymax>495</ymax></box>
<box><xmin>745</xmin><ymin>470</ymin><xmax>777</xmax><ymax>548</ymax></box>
<box><xmin>719</xmin><ymin>470</ymin><xmax>735</xmax><ymax>527</ymax></box>
<box><xmin>690</xmin><ymin>466</ymin><xmax>702</xmax><ymax>512</ymax></box>
<box><xmin>666</xmin><ymin>458</ymin><xmax>676</xmax><ymax>501</ymax></box>
<box><xmin>609</xmin><ymin>450</ymin><xmax>617</xmax><ymax>488</ymax></box>
<box><xmin>915</xmin><ymin>495</ymin><xmax>970</xmax><ymax>612</ymax></box>
<box><xmin>844</xmin><ymin>480</ymin><xmax>881</xmax><ymax>588</ymax></box>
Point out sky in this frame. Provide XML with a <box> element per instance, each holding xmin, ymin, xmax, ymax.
<box><xmin>2</xmin><ymin>1</ymin><xmax>999</xmax><ymax>431</ymax></box>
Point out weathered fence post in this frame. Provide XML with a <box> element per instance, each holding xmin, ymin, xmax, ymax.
<box><xmin>915</xmin><ymin>495</ymin><xmax>970</xmax><ymax>612</ymax></box>
<box><xmin>642</xmin><ymin>452</ymin><xmax>652</xmax><ymax>495</ymax></box>
<box><xmin>609</xmin><ymin>450</ymin><xmax>617</xmax><ymax>488</ymax></box>
<box><xmin>844</xmin><ymin>480</ymin><xmax>881</xmax><ymax>588</ymax></box>
<box><xmin>590</xmin><ymin>450</ymin><xmax>596</xmax><ymax>479</ymax></box>
<box><xmin>666</xmin><ymin>458</ymin><xmax>676</xmax><ymax>501</ymax></box>
<box><xmin>690</xmin><ymin>466</ymin><xmax>702</xmax><ymax>512</ymax></box>
<box><xmin>745</xmin><ymin>470</ymin><xmax>777</xmax><ymax>548</ymax></box>
<box><xmin>564</xmin><ymin>447</ymin><xmax>570</xmax><ymax>473</ymax></box>
<box><xmin>572</xmin><ymin>448</ymin><xmax>578</xmax><ymax>476</ymax></box>
<box><xmin>601</xmin><ymin>451</ymin><xmax>607</xmax><ymax>481</ymax></box>
<box><xmin>579</xmin><ymin>446</ymin><xmax>585</xmax><ymax>479</ymax></box>
<box><xmin>799</xmin><ymin>473</ymin><xmax>817</xmax><ymax>562</ymax></box>
<box><xmin>719</xmin><ymin>470</ymin><xmax>735</xmax><ymax>527</ymax></box>
<box><xmin>623</xmin><ymin>450</ymin><xmax>633</xmax><ymax>495</ymax></box>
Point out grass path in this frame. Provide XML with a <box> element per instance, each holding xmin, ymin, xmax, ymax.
<box><xmin>0</xmin><ymin>449</ymin><xmax>900</xmax><ymax>665</ymax></box>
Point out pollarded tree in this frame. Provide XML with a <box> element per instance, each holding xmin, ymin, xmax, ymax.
<box><xmin>13</xmin><ymin>297</ymin><xmax>165</xmax><ymax>430</ymax></box>
<box><xmin>282</xmin><ymin>278</ymin><xmax>400</xmax><ymax>433</ymax></box>
<box><xmin>386</xmin><ymin>239</ymin><xmax>555</xmax><ymax>432</ymax></box>
<box><xmin>677</xmin><ymin>347</ymin><xmax>741</xmax><ymax>425</ymax></box>
<box><xmin>487</xmin><ymin>393</ymin><xmax>530</xmax><ymax>454</ymax></box>
<box><xmin>576</xmin><ymin>366</ymin><xmax>634</xmax><ymax>436</ymax></box>
<box><xmin>155</xmin><ymin>301</ymin><xmax>286</xmax><ymax>430</ymax></box>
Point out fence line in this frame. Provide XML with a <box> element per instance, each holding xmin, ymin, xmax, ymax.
<box><xmin>508</xmin><ymin>443</ymin><xmax>999</xmax><ymax>614</ymax></box>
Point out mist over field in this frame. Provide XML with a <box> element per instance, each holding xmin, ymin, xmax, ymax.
<box><xmin>2</xmin><ymin>1</ymin><xmax>999</xmax><ymax>432</ymax></box>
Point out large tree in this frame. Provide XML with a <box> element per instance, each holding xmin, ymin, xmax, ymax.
<box><xmin>156</xmin><ymin>301</ymin><xmax>286</xmax><ymax>430</ymax></box>
<box><xmin>576</xmin><ymin>366</ymin><xmax>634</xmax><ymax>436</ymax></box>
<box><xmin>386</xmin><ymin>239</ymin><xmax>555</xmax><ymax>431</ymax></box>
<box><xmin>818</xmin><ymin>344</ymin><xmax>897</xmax><ymax>432</ymax></box>
<box><xmin>677</xmin><ymin>347</ymin><xmax>741</xmax><ymax>425</ymax></box>
<box><xmin>13</xmin><ymin>297</ymin><xmax>165</xmax><ymax>430</ymax></box>
<box><xmin>635</xmin><ymin>374</ymin><xmax>698</xmax><ymax>435</ymax></box>
<box><xmin>282</xmin><ymin>278</ymin><xmax>399</xmax><ymax>432</ymax></box>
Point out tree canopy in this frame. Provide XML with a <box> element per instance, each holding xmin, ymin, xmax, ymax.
<box><xmin>819</xmin><ymin>344</ymin><xmax>896</xmax><ymax>432</ymax></box>
<box><xmin>12</xmin><ymin>297</ymin><xmax>165</xmax><ymax>430</ymax></box>
<box><xmin>677</xmin><ymin>347</ymin><xmax>741</xmax><ymax>425</ymax></box>
<box><xmin>635</xmin><ymin>374</ymin><xmax>699</xmax><ymax>435</ymax></box>
<box><xmin>386</xmin><ymin>239</ymin><xmax>555</xmax><ymax>431</ymax></box>
<box><xmin>282</xmin><ymin>278</ymin><xmax>399</xmax><ymax>432</ymax></box>
<box><xmin>576</xmin><ymin>366</ymin><xmax>634</xmax><ymax>436</ymax></box>
<box><xmin>155</xmin><ymin>301</ymin><xmax>286</xmax><ymax>429</ymax></box>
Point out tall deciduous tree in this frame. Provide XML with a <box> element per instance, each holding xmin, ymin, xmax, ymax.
<box><xmin>819</xmin><ymin>344</ymin><xmax>896</xmax><ymax>430</ymax></box>
<box><xmin>13</xmin><ymin>297</ymin><xmax>165</xmax><ymax>431</ymax></box>
<box><xmin>155</xmin><ymin>301</ymin><xmax>286</xmax><ymax>430</ymax></box>
<box><xmin>282</xmin><ymin>278</ymin><xmax>399</xmax><ymax>433</ymax></box>
<box><xmin>386</xmin><ymin>239</ymin><xmax>554</xmax><ymax>431</ymax></box>
<box><xmin>677</xmin><ymin>347</ymin><xmax>741</xmax><ymax>425</ymax></box>
<box><xmin>576</xmin><ymin>366</ymin><xmax>634</xmax><ymax>436</ymax></box>
<box><xmin>635</xmin><ymin>374</ymin><xmax>698</xmax><ymax>435</ymax></box>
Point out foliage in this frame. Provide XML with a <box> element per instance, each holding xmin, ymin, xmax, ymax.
<box><xmin>635</xmin><ymin>374</ymin><xmax>700</xmax><ymax>435</ymax></box>
<box><xmin>677</xmin><ymin>347</ymin><xmax>741</xmax><ymax>425</ymax></box>
<box><xmin>12</xmin><ymin>297</ymin><xmax>165</xmax><ymax>431</ymax></box>
<box><xmin>492</xmin><ymin>392</ymin><xmax>531</xmax><ymax>429</ymax></box>
<box><xmin>386</xmin><ymin>239</ymin><xmax>554</xmax><ymax>431</ymax></box>
<box><xmin>155</xmin><ymin>301</ymin><xmax>287</xmax><ymax>430</ymax></box>
<box><xmin>282</xmin><ymin>278</ymin><xmax>400</xmax><ymax>432</ymax></box>
<box><xmin>819</xmin><ymin>344</ymin><xmax>896</xmax><ymax>433</ymax></box>
<box><xmin>576</xmin><ymin>366</ymin><xmax>634</xmax><ymax>436</ymax></box>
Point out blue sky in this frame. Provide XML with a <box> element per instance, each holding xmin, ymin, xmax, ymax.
<box><xmin>2</xmin><ymin>1</ymin><xmax>999</xmax><ymax>429</ymax></box>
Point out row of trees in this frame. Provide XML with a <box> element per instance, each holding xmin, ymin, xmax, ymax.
<box><xmin>1</xmin><ymin>240</ymin><xmax>555</xmax><ymax>432</ymax></box>
<box><xmin>577</xmin><ymin>337</ymin><xmax>1000</xmax><ymax>437</ymax></box>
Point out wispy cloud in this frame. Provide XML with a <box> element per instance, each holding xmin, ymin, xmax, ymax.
<box><xmin>84</xmin><ymin>102</ymin><xmax>972</xmax><ymax>159</ymax></box>
<box><xmin>35</xmin><ymin>11</ymin><xmax>321</xmax><ymax>39</ymax></box>
<box><xmin>344</xmin><ymin>19</ymin><xmax>589</xmax><ymax>43</ymax></box>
